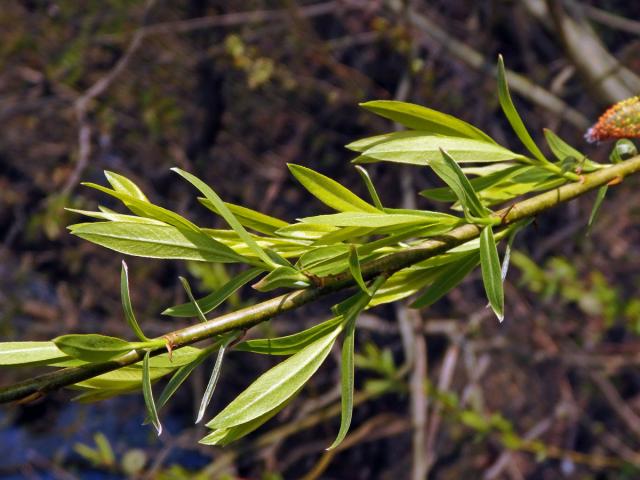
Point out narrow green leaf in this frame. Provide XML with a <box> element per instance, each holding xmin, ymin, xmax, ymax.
<box><xmin>359</xmin><ymin>100</ymin><xmax>496</xmax><ymax>143</ymax></box>
<box><xmin>327</xmin><ymin>309</ymin><xmax>356</xmax><ymax>450</ymax></box>
<box><xmin>496</xmin><ymin>55</ymin><xmax>548</xmax><ymax>164</ymax></box>
<box><xmin>142</xmin><ymin>350</ymin><xmax>162</xmax><ymax>436</ymax></box>
<box><xmin>171</xmin><ymin>168</ymin><xmax>276</xmax><ymax>269</ymax></box>
<box><xmin>326</xmin><ymin>276</ymin><xmax>386</xmax><ymax>449</ymax></box>
<box><xmin>587</xmin><ymin>185</ymin><xmax>608</xmax><ymax>235</ymax></box>
<box><xmin>354</xmin><ymin>166</ymin><xmax>384</xmax><ymax>210</ymax></box>
<box><xmin>370</xmin><ymin>267</ymin><xmax>440</xmax><ymax>307</ymax></box>
<box><xmin>198</xmin><ymin>199</ymin><xmax>288</xmax><ymax>235</ymax></box>
<box><xmin>144</xmin><ymin>345</ymin><xmax>218</xmax><ymax>424</ymax></box>
<box><xmin>82</xmin><ymin>182</ymin><xmax>200</xmax><ymax>232</ymax></box>
<box><xmin>178</xmin><ymin>276</ymin><xmax>207</xmax><ymax>323</ymax></box>
<box><xmin>54</xmin><ymin>334</ymin><xmax>136</xmax><ymax>362</ymax></box>
<box><xmin>142</xmin><ymin>347</ymin><xmax>203</xmax><ymax>368</ymax></box>
<box><xmin>66</xmin><ymin>209</ymin><xmax>166</xmax><ymax>225</ymax></box>
<box><xmin>200</xmin><ymin>394</ymin><xmax>297</xmax><ymax>446</ymax></box>
<box><xmin>288</xmin><ymin>164</ymin><xmax>380</xmax><ymax>213</ymax></box>
<box><xmin>348</xmin><ymin>246</ymin><xmax>369</xmax><ymax>294</ymax></box>
<box><xmin>479</xmin><ymin>226</ymin><xmax>504</xmax><ymax>322</ymax></box>
<box><xmin>332</xmin><ymin>274</ymin><xmax>387</xmax><ymax>321</ymax></box>
<box><xmin>312</xmin><ymin>226</ymin><xmax>375</xmax><ymax>246</ymax></box>
<box><xmin>120</xmin><ymin>261</ymin><xmax>148</xmax><ymax>341</ymax></box>
<box><xmin>154</xmin><ymin>354</ymin><xmax>207</xmax><ymax>412</ymax></box>
<box><xmin>353</xmin><ymin>132</ymin><xmax>523</xmax><ymax>166</ymax></box>
<box><xmin>104</xmin><ymin>171</ymin><xmax>148</xmax><ymax>202</ymax></box>
<box><xmin>163</xmin><ymin>268</ymin><xmax>262</xmax><ymax>317</ymax></box>
<box><xmin>75</xmin><ymin>364</ymin><xmax>175</xmax><ymax>391</ymax></box>
<box><xmin>0</xmin><ymin>342</ymin><xmax>68</xmax><ymax>367</ymax></box>
<box><xmin>420</xmin><ymin>165</ymin><xmax>523</xmax><ymax>202</ymax></box>
<box><xmin>357</xmin><ymin>223</ymin><xmax>457</xmax><ymax>255</ymax></box>
<box><xmin>74</xmin><ymin>388</ymin><xmax>140</xmax><ymax>403</ymax></box>
<box><xmin>300</xmin><ymin>212</ymin><xmax>443</xmax><ymax>228</ymax></box>
<box><xmin>431</xmin><ymin>149</ymin><xmax>491</xmax><ymax>219</ymax></box>
<box><xmin>206</xmin><ymin>326</ymin><xmax>341</xmax><ymax>429</ymax></box>
<box><xmin>346</xmin><ymin>133</ymin><xmax>398</xmax><ymax>153</ymax></box>
<box><xmin>500</xmin><ymin>220</ymin><xmax>531</xmax><ymax>281</ymax></box>
<box><xmin>196</xmin><ymin>333</ymin><xmax>236</xmax><ymax>424</ymax></box>
<box><xmin>542</xmin><ymin>129</ymin><xmax>584</xmax><ymax>163</ymax></box>
<box><xmin>236</xmin><ymin>316</ymin><xmax>344</xmax><ymax>356</ymax></box>
<box><xmin>252</xmin><ymin>266</ymin><xmax>310</xmax><ymax>292</ymax></box>
<box><xmin>297</xmin><ymin>245</ymin><xmax>350</xmax><ymax>276</ymax></box>
<box><xmin>69</xmin><ymin>221</ymin><xmax>245</xmax><ymax>264</ymax></box>
<box><xmin>411</xmin><ymin>253</ymin><xmax>480</xmax><ymax>308</ymax></box>
<box><xmin>275</xmin><ymin>222</ymin><xmax>337</xmax><ymax>240</ymax></box>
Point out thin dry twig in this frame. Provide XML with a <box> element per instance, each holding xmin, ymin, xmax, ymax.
<box><xmin>590</xmin><ymin>371</ymin><xmax>640</xmax><ymax>440</ymax></box>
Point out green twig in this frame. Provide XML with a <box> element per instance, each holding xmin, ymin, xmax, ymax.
<box><xmin>1</xmin><ymin>156</ymin><xmax>639</xmax><ymax>404</ymax></box>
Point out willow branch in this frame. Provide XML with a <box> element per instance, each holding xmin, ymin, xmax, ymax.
<box><xmin>2</xmin><ymin>156</ymin><xmax>640</xmax><ymax>404</ymax></box>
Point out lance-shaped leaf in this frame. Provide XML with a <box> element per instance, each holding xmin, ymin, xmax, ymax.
<box><xmin>142</xmin><ymin>350</ymin><xmax>162</xmax><ymax>436</ymax></box>
<box><xmin>74</xmin><ymin>364</ymin><xmax>175</xmax><ymax>391</ymax></box>
<box><xmin>480</xmin><ymin>226</ymin><xmax>504</xmax><ymax>322</ymax></box>
<box><xmin>198</xmin><ymin>199</ymin><xmax>288</xmax><ymax>235</ymax></box>
<box><xmin>353</xmin><ymin>132</ymin><xmax>523</xmax><ymax>166</ymax></box>
<box><xmin>327</xmin><ymin>275</ymin><xmax>386</xmax><ymax>450</ymax></box>
<box><xmin>276</xmin><ymin>222</ymin><xmax>337</xmax><ymax>240</ymax></box>
<box><xmin>154</xmin><ymin>352</ymin><xmax>208</xmax><ymax>414</ymax></box>
<box><xmin>328</xmin><ymin>310</ymin><xmax>356</xmax><ymax>451</ymax></box>
<box><xmin>431</xmin><ymin>149</ymin><xmax>491</xmax><ymax>220</ymax></box>
<box><xmin>143</xmin><ymin>345</ymin><xmax>219</xmax><ymax>424</ymax></box>
<box><xmin>420</xmin><ymin>165</ymin><xmax>523</xmax><ymax>202</ymax></box>
<box><xmin>300</xmin><ymin>212</ymin><xmax>446</xmax><ymax>228</ymax></box>
<box><xmin>497</xmin><ymin>55</ymin><xmax>548</xmax><ymax>165</ymax></box>
<box><xmin>411</xmin><ymin>253</ymin><xmax>480</xmax><ymax>308</ymax></box>
<box><xmin>355</xmin><ymin>166</ymin><xmax>384</xmax><ymax>209</ymax></box>
<box><xmin>236</xmin><ymin>316</ymin><xmax>344</xmax><ymax>356</ymax></box>
<box><xmin>178</xmin><ymin>276</ymin><xmax>207</xmax><ymax>323</ymax></box>
<box><xmin>288</xmin><ymin>164</ymin><xmax>380</xmax><ymax>213</ymax></box>
<box><xmin>163</xmin><ymin>267</ymin><xmax>262</xmax><ymax>317</ymax></box>
<box><xmin>587</xmin><ymin>185</ymin><xmax>609</xmax><ymax>235</ymax></box>
<box><xmin>69</xmin><ymin>221</ymin><xmax>245</xmax><ymax>264</ymax></box>
<box><xmin>200</xmin><ymin>391</ymin><xmax>300</xmax><ymax>446</ymax></box>
<box><xmin>206</xmin><ymin>326</ymin><xmax>342</xmax><ymax>429</ymax></box>
<box><xmin>0</xmin><ymin>342</ymin><xmax>68</xmax><ymax>367</ymax></box>
<box><xmin>252</xmin><ymin>265</ymin><xmax>310</xmax><ymax>292</ymax></box>
<box><xmin>348</xmin><ymin>246</ymin><xmax>369</xmax><ymax>294</ymax></box>
<box><xmin>346</xmin><ymin>133</ymin><xmax>398</xmax><ymax>153</ymax></box>
<box><xmin>104</xmin><ymin>171</ymin><xmax>149</xmax><ymax>202</ymax></box>
<box><xmin>196</xmin><ymin>333</ymin><xmax>236</xmax><ymax>424</ymax></box>
<box><xmin>297</xmin><ymin>245</ymin><xmax>350</xmax><ymax>276</ymax></box>
<box><xmin>359</xmin><ymin>100</ymin><xmax>496</xmax><ymax>143</ymax></box>
<box><xmin>171</xmin><ymin>168</ymin><xmax>277</xmax><ymax>269</ymax></box>
<box><xmin>54</xmin><ymin>334</ymin><xmax>137</xmax><ymax>362</ymax></box>
<box><xmin>82</xmin><ymin>182</ymin><xmax>200</xmax><ymax>232</ymax></box>
<box><xmin>543</xmin><ymin>129</ymin><xmax>584</xmax><ymax>163</ymax></box>
<box><xmin>67</xmin><ymin>209</ymin><xmax>166</xmax><ymax>225</ymax></box>
<box><xmin>313</xmin><ymin>226</ymin><xmax>375</xmax><ymax>246</ymax></box>
<box><xmin>500</xmin><ymin>219</ymin><xmax>531</xmax><ymax>282</ymax></box>
<box><xmin>120</xmin><ymin>261</ymin><xmax>149</xmax><ymax>341</ymax></box>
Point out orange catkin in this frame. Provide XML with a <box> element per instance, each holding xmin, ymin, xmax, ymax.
<box><xmin>585</xmin><ymin>96</ymin><xmax>640</xmax><ymax>143</ymax></box>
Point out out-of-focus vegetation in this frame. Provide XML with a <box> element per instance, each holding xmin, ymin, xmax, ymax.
<box><xmin>2</xmin><ymin>1</ymin><xmax>640</xmax><ymax>479</ymax></box>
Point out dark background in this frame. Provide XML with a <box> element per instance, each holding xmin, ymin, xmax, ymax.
<box><xmin>1</xmin><ymin>1</ymin><xmax>640</xmax><ymax>478</ymax></box>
